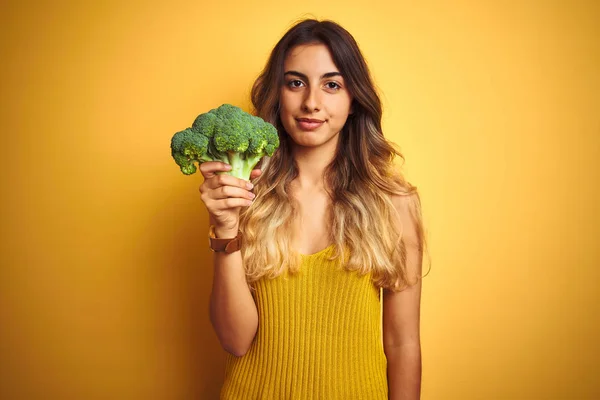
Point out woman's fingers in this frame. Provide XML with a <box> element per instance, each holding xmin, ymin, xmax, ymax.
<box><xmin>211</xmin><ymin>185</ymin><xmax>255</xmax><ymax>201</ymax></box>
<box><xmin>199</xmin><ymin>162</ymin><xmax>252</xmax><ymax>191</ymax></box>
<box><xmin>197</xmin><ymin>164</ymin><xmax>260</xmax><ymax>226</ymax></box>
<box><xmin>204</xmin><ymin>197</ymin><xmax>254</xmax><ymax>211</ymax></box>
<box><xmin>199</xmin><ymin>163</ymin><xmax>255</xmax><ymax>210</ymax></box>
<box><xmin>202</xmin><ymin>173</ymin><xmax>254</xmax><ymax>192</ymax></box>
<box><xmin>199</xmin><ymin>161</ymin><xmax>232</xmax><ymax>179</ymax></box>
<box><xmin>250</xmin><ymin>168</ymin><xmax>262</xmax><ymax>180</ymax></box>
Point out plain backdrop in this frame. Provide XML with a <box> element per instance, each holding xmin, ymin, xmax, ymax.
<box><xmin>1</xmin><ymin>0</ymin><xmax>598</xmax><ymax>398</ymax></box>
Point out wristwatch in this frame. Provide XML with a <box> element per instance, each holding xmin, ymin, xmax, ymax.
<box><xmin>208</xmin><ymin>225</ymin><xmax>242</xmax><ymax>253</ymax></box>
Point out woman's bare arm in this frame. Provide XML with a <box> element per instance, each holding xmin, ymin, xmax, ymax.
<box><xmin>209</xmin><ymin>224</ymin><xmax>258</xmax><ymax>357</ymax></box>
<box><xmin>200</xmin><ymin>163</ymin><xmax>261</xmax><ymax>356</ymax></box>
<box><xmin>384</xmin><ymin>193</ymin><xmax>424</xmax><ymax>400</ymax></box>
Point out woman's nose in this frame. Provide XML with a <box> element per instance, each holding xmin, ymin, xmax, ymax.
<box><xmin>302</xmin><ymin>87</ymin><xmax>321</xmax><ymax>113</ymax></box>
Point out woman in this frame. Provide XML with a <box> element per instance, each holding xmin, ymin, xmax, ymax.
<box><xmin>201</xmin><ymin>19</ymin><xmax>427</xmax><ymax>400</ymax></box>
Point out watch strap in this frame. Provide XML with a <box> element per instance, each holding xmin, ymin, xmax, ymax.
<box><xmin>209</xmin><ymin>226</ymin><xmax>242</xmax><ymax>253</ymax></box>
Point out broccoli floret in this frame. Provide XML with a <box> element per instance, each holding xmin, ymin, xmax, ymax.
<box><xmin>170</xmin><ymin>128</ymin><xmax>211</xmax><ymax>175</ymax></box>
<box><xmin>191</xmin><ymin>112</ymin><xmax>218</xmax><ymax>138</ymax></box>
<box><xmin>170</xmin><ymin>104</ymin><xmax>279</xmax><ymax>180</ymax></box>
<box><xmin>244</xmin><ymin>116</ymin><xmax>278</xmax><ymax>171</ymax></box>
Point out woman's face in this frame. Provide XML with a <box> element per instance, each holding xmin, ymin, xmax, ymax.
<box><xmin>279</xmin><ymin>43</ymin><xmax>353</xmax><ymax>149</ymax></box>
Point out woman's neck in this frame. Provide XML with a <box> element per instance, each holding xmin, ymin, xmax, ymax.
<box><xmin>291</xmin><ymin>145</ymin><xmax>336</xmax><ymax>191</ymax></box>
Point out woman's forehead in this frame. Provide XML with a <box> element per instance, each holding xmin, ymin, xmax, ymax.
<box><xmin>284</xmin><ymin>44</ymin><xmax>339</xmax><ymax>74</ymax></box>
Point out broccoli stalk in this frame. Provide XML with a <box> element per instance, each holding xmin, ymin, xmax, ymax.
<box><xmin>170</xmin><ymin>104</ymin><xmax>279</xmax><ymax>180</ymax></box>
<box><xmin>221</xmin><ymin>152</ymin><xmax>262</xmax><ymax>181</ymax></box>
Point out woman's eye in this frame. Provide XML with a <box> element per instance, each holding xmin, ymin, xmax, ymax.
<box><xmin>326</xmin><ymin>82</ymin><xmax>341</xmax><ymax>90</ymax></box>
<box><xmin>288</xmin><ymin>80</ymin><xmax>304</xmax><ymax>88</ymax></box>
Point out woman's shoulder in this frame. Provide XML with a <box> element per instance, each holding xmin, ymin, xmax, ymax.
<box><xmin>390</xmin><ymin>191</ymin><xmax>422</xmax><ymax>248</ymax></box>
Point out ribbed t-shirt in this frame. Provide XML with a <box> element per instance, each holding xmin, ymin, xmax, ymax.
<box><xmin>220</xmin><ymin>245</ymin><xmax>388</xmax><ymax>399</ymax></box>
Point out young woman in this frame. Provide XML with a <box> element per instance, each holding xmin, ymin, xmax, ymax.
<box><xmin>201</xmin><ymin>19</ymin><xmax>427</xmax><ymax>400</ymax></box>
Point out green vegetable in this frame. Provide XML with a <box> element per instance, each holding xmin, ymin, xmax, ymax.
<box><xmin>170</xmin><ymin>104</ymin><xmax>279</xmax><ymax>180</ymax></box>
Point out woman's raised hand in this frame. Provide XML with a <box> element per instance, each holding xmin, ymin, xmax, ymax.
<box><xmin>199</xmin><ymin>162</ymin><xmax>261</xmax><ymax>236</ymax></box>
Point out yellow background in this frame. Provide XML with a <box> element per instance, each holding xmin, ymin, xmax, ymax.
<box><xmin>1</xmin><ymin>0</ymin><xmax>598</xmax><ymax>398</ymax></box>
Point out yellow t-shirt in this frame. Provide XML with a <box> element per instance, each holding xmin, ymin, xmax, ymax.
<box><xmin>220</xmin><ymin>245</ymin><xmax>388</xmax><ymax>399</ymax></box>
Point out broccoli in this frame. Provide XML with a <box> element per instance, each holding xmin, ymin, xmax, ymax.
<box><xmin>170</xmin><ymin>104</ymin><xmax>279</xmax><ymax>180</ymax></box>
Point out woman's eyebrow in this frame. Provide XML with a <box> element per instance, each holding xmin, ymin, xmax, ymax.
<box><xmin>284</xmin><ymin>71</ymin><xmax>343</xmax><ymax>80</ymax></box>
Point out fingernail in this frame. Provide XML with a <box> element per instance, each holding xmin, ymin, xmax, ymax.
<box><xmin>246</xmin><ymin>182</ymin><xmax>254</xmax><ymax>190</ymax></box>
<box><xmin>248</xmin><ymin>192</ymin><xmax>256</xmax><ymax>199</ymax></box>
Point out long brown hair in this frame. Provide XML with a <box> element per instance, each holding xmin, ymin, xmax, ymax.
<box><xmin>241</xmin><ymin>19</ymin><xmax>429</xmax><ymax>291</ymax></box>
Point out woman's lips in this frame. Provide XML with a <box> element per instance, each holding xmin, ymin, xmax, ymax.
<box><xmin>296</xmin><ymin>118</ymin><xmax>324</xmax><ymax>131</ymax></box>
